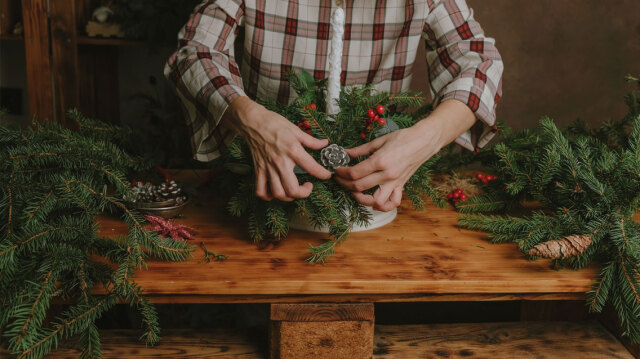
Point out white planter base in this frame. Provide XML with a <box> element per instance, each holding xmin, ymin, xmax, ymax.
<box><xmin>289</xmin><ymin>207</ymin><xmax>397</xmax><ymax>233</ymax></box>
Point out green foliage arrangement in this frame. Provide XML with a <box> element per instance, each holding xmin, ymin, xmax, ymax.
<box><xmin>0</xmin><ymin>110</ymin><xmax>193</xmax><ymax>358</ymax></box>
<box><xmin>457</xmin><ymin>75</ymin><xmax>640</xmax><ymax>343</ymax></box>
<box><xmin>216</xmin><ymin>71</ymin><xmax>445</xmax><ymax>263</ymax></box>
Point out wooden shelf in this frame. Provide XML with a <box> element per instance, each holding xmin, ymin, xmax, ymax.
<box><xmin>0</xmin><ymin>34</ymin><xmax>24</xmax><ymax>41</ymax></box>
<box><xmin>77</xmin><ymin>36</ymin><xmax>144</xmax><ymax>47</ymax></box>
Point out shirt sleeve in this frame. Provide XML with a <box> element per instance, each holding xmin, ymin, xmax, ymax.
<box><xmin>164</xmin><ymin>0</ymin><xmax>245</xmax><ymax>162</ymax></box>
<box><xmin>423</xmin><ymin>0</ymin><xmax>504</xmax><ymax>152</ymax></box>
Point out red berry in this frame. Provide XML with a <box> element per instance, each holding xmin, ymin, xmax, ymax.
<box><xmin>486</xmin><ymin>175</ymin><xmax>494</xmax><ymax>181</ymax></box>
<box><xmin>453</xmin><ymin>192</ymin><xmax>460</xmax><ymax>199</ymax></box>
<box><xmin>476</xmin><ymin>173</ymin><xmax>484</xmax><ymax>180</ymax></box>
<box><xmin>367</xmin><ymin>109</ymin><xmax>376</xmax><ymax>119</ymax></box>
<box><xmin>366</xmin><ymin>125</ymin><xmax>373</xmax><ymax>131</ymax></box>
<box><xmin>455</xmin><ymin>188</ymin><xmax>463</xmax><ymax>194</ymax></box>
<box><xmin>308</xmin><ymin>103</ymin><xmax>317</xmax><ymax>110</ymax></box>
<box><xmin>374</xmin><ymin>114</ymin><xmax>380</xmax><ymax>121</ymax></box>
<box><xmin>460</xmin><ymin>194</ymin><xmax>468</xmax><ymax>201</ymax></box>
<box><xmin>376</xmin><ymin>105</ymin><xmax>385</xmax><ymax>115</ymax></box>
<box><xmin>492</xmin><ymin>175</ymin><xmax>498</xmax><ymax>180</ymax></box>
<box><xmin>307</xmin><ymin>129</ymin><xmax>312</xmax><ymax>135</ymax></box>
<box><xmin>481</xmin><ymin>178</ymin><xmax>489</xmax><ymax>184</ymax></box>
<box><xmin>131</xmin><ymin>181</ymin><xmax>137</xmax><ymax>187</ymax></box>
<box><xmin>447</xmin><ymin>192</ymin><xmax>454</xmax><ymax>200</ymax></box>
<box><xmin>360</xmin><ymin>132</ymin><xmax>366</xmax><ymax>138</ymax></box>
<box><xmin>378</xmin><ymin>118</ymin><xmax>386</xmax><ymax>126</ymax></box>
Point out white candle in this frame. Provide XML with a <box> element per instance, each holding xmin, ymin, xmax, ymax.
<box><xmin>326</xmin><ymin>7</ymin><xmax>345</xmax><ymax>120</ymax></box>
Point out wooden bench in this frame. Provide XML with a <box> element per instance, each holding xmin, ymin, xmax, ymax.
<box><xmin>2</xmin><ymin>170</ymin><xmax>636</xmax><ymax>358</ymax></box>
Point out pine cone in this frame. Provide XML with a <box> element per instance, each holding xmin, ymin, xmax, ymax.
<box><xmin>320</xmin><ymin>144</ymin><xmax>349</xmax><ymax>172</ymax></box>
<box><xmin>528</xmin><ymin>235</ymin><xmax>592</xmax><ymax>259</ymax></box>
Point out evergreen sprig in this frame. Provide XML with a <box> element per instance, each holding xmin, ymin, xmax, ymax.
<box><xmin>457</xmin><ymin>76</ymin><xmax>640</xmax><ymax>343</ymax></box>
<box><xmin>0</xmin><ymin>110</ymin><xmax>194</xmax><ymax>358</ymax></box>
<box><xmin>217</xmin><ymin>71</ymin><xmax>444</xmax><ymax>262</ymax></box>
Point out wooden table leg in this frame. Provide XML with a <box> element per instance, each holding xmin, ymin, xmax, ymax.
<box><xmin>269</xmin><ymin>303</ymin><xmax>374</xmax><ymax>359</ymax></box>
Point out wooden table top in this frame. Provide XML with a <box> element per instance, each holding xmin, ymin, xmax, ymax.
<box><xmin>96</xmin><ymin>171</ymin><xmax>604</xmax><ymax>303</ymax></box>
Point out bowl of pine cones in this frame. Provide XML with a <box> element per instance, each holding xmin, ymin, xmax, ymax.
<box><xmin>124</xmin><ymin>180</ymin><xmax>190</xmax><ymax>218</ymax></box>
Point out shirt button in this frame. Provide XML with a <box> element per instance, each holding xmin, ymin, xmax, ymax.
<box><xmin>335</xmin><ymin>0</ymin><xmax>343</xmax><ymax>6</ymax></box>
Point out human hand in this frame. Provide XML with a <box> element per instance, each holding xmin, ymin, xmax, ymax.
<box><xmin>223</xmin><ymin>97</ymin><xmax>331</xmax><ymax>201</ymax></box>
<box><xmin>335</xmin><ymin>100</ymin><xmax>477</xmax><ymax>211</ymax></box>
<box><xmin>334</xmin><ymin>120</ymin><xmax>442</xmax><ymax>212</ymax></box>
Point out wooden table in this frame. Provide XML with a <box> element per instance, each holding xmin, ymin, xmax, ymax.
<box><xmin>93</xmin><ymin>173</ymin><xmax>616</xmax><ymax>358</ymax></box>
<box><xmin>99</xmin><ymin>191</ymin><xmax>599</xmax><ymax>303</ymax></box>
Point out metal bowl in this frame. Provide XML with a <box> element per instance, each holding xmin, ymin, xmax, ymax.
<box><xmin>129</xmin><ymin>196</ymin><xmax>190</xmax><ymax>219</ymax></box>
<box><xmin>130</xmin><ymin>198</ymin><xmax>176</xmax><ymax>209</ymax></box>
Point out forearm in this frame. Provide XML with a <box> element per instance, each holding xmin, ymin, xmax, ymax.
<box><xmin>414</xmin><ymin>99</ymin><xmax>477</xmax><ymax>151</ymax></box>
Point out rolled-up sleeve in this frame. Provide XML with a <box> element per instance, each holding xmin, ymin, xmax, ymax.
<box><xmin>164</xmin><ymin>0</ymin><xmax>245</xmax><ymax>162</ymax></box>
<box><xmin>423</xmin><ymin>0</ymin><xmax>503</xmax><ymax>151</ymax></box>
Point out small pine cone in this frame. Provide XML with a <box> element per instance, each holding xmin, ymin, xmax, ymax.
<box><xmin>528</xmin><ymin>235</ymin><xmax>592</xmax><ymax>259</ymax></box>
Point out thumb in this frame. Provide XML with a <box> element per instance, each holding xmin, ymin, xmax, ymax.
<box><xmin>299</xmin><ymin>132</ymin><xmax>329</xmax><ymax>150</ymax></box>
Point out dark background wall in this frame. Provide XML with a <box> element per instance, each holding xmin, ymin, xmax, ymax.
<box><xmin>1</xmin><ymin>1</ymin><xmax>639</xmax><ymax>130</ymax></box>
<box><xmin>411</xmin><ymin>0</ymin><xmax>640</xmax><ymax>129</ymax></box>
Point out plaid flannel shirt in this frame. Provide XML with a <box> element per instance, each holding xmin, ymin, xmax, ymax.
<box><xmin>165</xmin><ymin>0</ymin><xmax>503</xmax><ymax>162</ymax></box>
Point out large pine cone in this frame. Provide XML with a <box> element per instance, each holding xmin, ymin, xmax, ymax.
<box><xmin>528</xmin><ymin>234</ymin><xmax>592</xmax><ymax>259</ymax></box>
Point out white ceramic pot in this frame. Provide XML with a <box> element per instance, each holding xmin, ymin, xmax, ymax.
<box><xmin>288</xmin><ymin>207</ymin><xmax>397</xmax><ymax>233</ymax></box>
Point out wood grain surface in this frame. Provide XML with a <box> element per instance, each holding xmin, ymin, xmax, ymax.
<box><xmin>1</xmin><ymin>329</ymin><xmax>265</xmax><ymax>358</ymax></box>
<box><xmin>95</xmin><ymin>170</ymin><xmax>602</xmax><ymax>301</ymax></box>
<box><xmin>22</xmin><ymin>0</ymin><xmax>53</xmax><ymax>122</ymax></box>
<box><xmin>373</xmin><ymin>321</ymin><xmax>633</xmax><ymax>358</ymax></box>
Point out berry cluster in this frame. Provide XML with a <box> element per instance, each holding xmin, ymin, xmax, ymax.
<box><xmin>446</xmin><ymin>187</ymin><xmax>468</xmax><ymax>204</ymax></box>
<box><xmin>298</xmin><ymin>103</ymin><xmax>317</xmax><ymax>135</ymax></box>
<box><xmin>475</xmin><ymin>172</ymin><xmax>498</xmax><ymax>184</ymax></box>
<box><xmin>360</xmin><ymin>105</ymin><xmax>386</xmax><ymax>138</ymax></box>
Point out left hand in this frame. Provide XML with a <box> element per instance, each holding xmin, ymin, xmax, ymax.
<box><xmin>334</xmin><ymin>119</ymin><xmax>442</xmax><ymax>212</ymax></box>
<box><xmin>334</xmin><ymin>100</ymin><xmax>477</xmax><ymax>212</ymax></box>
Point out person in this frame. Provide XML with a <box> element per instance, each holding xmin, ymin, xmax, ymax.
<box><xmin>165</xmin><ymin>0</ymin><xmax>503</xmax><ymax>212</ymax></box>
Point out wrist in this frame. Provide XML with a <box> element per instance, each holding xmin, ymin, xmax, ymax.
<box><xmin>222</xmin><ymin>96</ymin><xmax>263</xmax><ymax>135</ymax></box>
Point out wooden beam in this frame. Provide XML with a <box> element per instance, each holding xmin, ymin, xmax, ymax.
<box><xmin>22</xmin><ymin>0</ymin><xmax>53</xmax><ymax>122</ymax></box>
<box><xmin>50</xmin><ymin>0</ymin><xmax>79</xmax><ymax>126</ymax></box>
<box><xmin>270</xmin><ymin>303</ymin><xmax>374</xmax><ymax>359</ymax></box>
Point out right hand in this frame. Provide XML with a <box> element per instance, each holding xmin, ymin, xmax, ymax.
<box><xmin>222</xmin><ymin>96</ymin><xmax>331</xmax><ymax>201</ymax></box>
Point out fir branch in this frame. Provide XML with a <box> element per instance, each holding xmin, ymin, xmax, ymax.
<box><xmin>587</xmin><ymin>261</ymin><xmax>614</xmax><ymax>312</ymax></box>
<box><xmin>199</xmin><ymin>241</ymin><xmax>227</xmax><ymax>263</ymax></box>
<box><xmin>306</xmin><ymin>221</ymin><xmax>354</xmax><ymax>264</ymax></box>
<box><xmin>13</xmin><ymin>266</ymin><xmax>56</xmax><ymax>349</ymax></box>
<box><xmin>16</xmin><ymin>296</ymin><xmax>116</xmax><ymax>359</ymax></box>
<box><xmin>25</xmin><ymin>189</ymin><xmax>54</xmax><ymax>223</ymax></box>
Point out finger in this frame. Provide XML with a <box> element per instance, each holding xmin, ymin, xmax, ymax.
<box><xmin>268</xmin><ymin>167</ymin><xmax>294</xmax><ymax>202</ymax></box>
<box><xmin>255</xmin><ymin>169</ymin><xmax>273</xmax><ymax>201</ymax></box>
<box><xmin>277</xmin><ymin>165</ymin><xmax>313</xmax><ymax>198</ymax></box>
<box><xmin>334</xmin><ymin>171</ymin><xmax>385</xmax><ymax>192</ymax></box>
<box><xmin>335</xmin><ymin>156</ymin><xmax>379</xmax><ymax>181</ymax></box>
<box><xmin>292</xmin><ymin>149</ymin><xmax>332</xmax><ymax>180</ymax></box>
<box><xmin>345</xmin><ymin>139</ymin><xmax>382</xmax><ymax>158</ymax></box>
<box><xmin>352</xmin><ymin>191</ymin><xmax>375</xmax><ymax>207</ymax></box>
<box><xmin>378</xmin><ymin>187</ymin><xmax>403</xmax><ymax>212</ymax></box>
<box><xmin>298</xmin><ymin>132</ymin><xmax>329</xmax><ymax>150</ymax></box>
<box><xmin>373</xmin><ymin>185</ymin><xmax>394</xmax><ymax>211</ymax></box>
